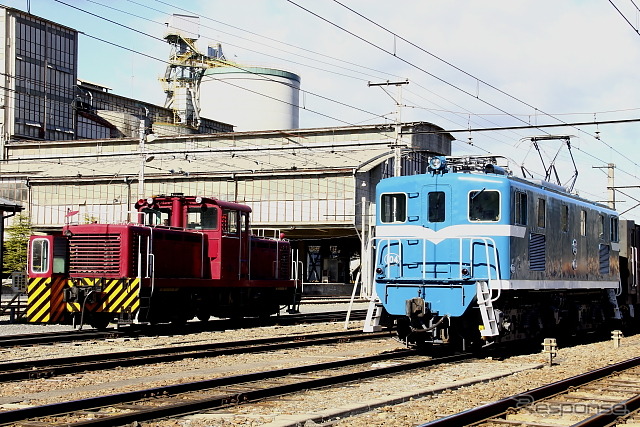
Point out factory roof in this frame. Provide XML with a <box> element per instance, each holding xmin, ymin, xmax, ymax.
<box><xmin>2</xmin><ymin>122</ymin><xmax>452</xmax><ymax>181</ymax></box>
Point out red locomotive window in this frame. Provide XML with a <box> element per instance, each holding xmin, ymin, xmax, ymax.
<box><xmin>222</xmin><ymin>209</ymin><xmax>239</xmax><ymax>235</ymax></box>
<box><xmin>187</xmin><ymin>206</ymin><xmax>218</xmax><ymax>230</ymax></box>
<box><xmin>143</xmin><ymin>207</ymin><xmax>171</xmax><ymax>226</ymax></box>
<box><xmin>30</xmin><ymin>238</ymin><xmax>50</xmax><ymax>274</ymax></box>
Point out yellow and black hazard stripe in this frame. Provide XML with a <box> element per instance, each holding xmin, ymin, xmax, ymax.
<box><xmin>66</xmin><ymin>278</ymin><xmax>140</xmax><ymax>316</ymax></box>
<box><xmin>26</xmin><ymin>277</ymin><xmax>67</xmax><ymax>323</ymax></box>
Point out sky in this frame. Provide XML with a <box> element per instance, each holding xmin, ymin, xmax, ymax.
<box><xmin>6</xmin><ymin>0</ymin><xmax>640</xmax><ymax>217</ymax></box>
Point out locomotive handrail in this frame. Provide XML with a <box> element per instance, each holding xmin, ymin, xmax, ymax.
<box><xmin>370</xmin><ymin>235</ymin><xmax>501</xmax><ymax>284</ymax></box>
<box><xmin>475</xmin><ymin>237</ymin><xmax>501</xmax><ymax>302</ymax></box>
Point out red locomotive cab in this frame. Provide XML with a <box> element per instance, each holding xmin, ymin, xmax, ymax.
<box><xmin>135</xmin><ymin>194</ymin><xmax>252</xmax><ymax>280</ymax></box>
<box><xmin>26</xmin><ymin>235</ymin><xmax>69</xmax><ymax>323</ymax></box>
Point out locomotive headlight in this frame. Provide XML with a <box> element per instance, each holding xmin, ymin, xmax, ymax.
<box><xmin>428</xmin><ymin>156</ymin><xmax>447</xmax><ymax>172</ymax></box>
<box><xmin>375</xmin><ymin>267</ymin><xmax>384</xmax><ymax>276</ymax></box>
<box><xmin>146</xmin><ymin>197</ymin><xmax>154</xmax><ymax>205</ymax></box>
<box><xmin>195</xmin><ymin>196</ymin><xmax>203</xmax><ymax>204</ymax></box>
<box><xmin>461</xmin><ymin>268</ymin><xmax>470</xmax><ymax>277</ymax></box>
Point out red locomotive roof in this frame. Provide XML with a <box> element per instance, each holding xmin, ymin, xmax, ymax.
<box><xmin>135</xmin><ymin>194</ymin><xmax>252</xmax><ymax>212</ymax></box>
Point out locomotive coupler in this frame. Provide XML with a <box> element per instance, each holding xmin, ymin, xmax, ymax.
<box><xmin>405</xmin><ymin>297</ymin><xmax>447</xmax><ymax>333</ymax></box>
<box><xmin>63</xmin><ymin>285</ymin><xmax>102</xmax><ymax>304</ymax></box>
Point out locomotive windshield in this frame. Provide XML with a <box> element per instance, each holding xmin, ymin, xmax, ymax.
<box><xmin>469</xmin><ymin>189</ymin><xmax>500</xmax><ymax>222</ymax></box>
<box><xmin>142</xmin><ymin>207</ymin><xmax>171</xmax><ymax>226</ymax></box>
<box><xmin>428</xmin><ymin>191</ymin><xmax>446</xmax><ymax>223</ymax></box>
<box><xmin>187</xmin><ymin>206</ymin><xmax>218</xmax><ymax>230</ymax></box>
<box><xmin>380</xmin><ymin>193</ymin><xmax>407</xmax><ymax>223</ymax></box>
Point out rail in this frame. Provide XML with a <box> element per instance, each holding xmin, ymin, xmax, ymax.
<box><xmin>0</xmin><ymin>329</ymin><xmax>391</xmax><ymax>382</ymax></box>
<box><xmin>420</xmin><ymin>355</ymin><xmax>640</xmax><ymax>426</ymax></box>
<box><xmin>0</xmin><ymin>350</ymin><xmax>471</xmax><ymax>425</ymax></box>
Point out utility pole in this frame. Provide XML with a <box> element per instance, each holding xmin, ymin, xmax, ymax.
<box><xmin>138</xmin><ymin>118</ymin><xmax>146</xmax><ymax>203</ymax></box>
<box><xmin>607</xmin><ymin>163</ymin><xmax>616</xmax><ymax>210</ymax></box>
<box><xmin>137</xmin><ymin>117</ymin><xmax>156</xmax><ymax>223</ymax></box>
<box><xmin>368</xmin><ymin>80</ymin><xmax>409</xmax><ymax>177</ymax></box>
<box><xmin>593</xmin><ymin>163</ymin><xmax>616</xmax><ymax>210</ymax></box>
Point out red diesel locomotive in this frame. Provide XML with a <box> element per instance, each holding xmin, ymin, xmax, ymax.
<box><xmin>26</xmin><ymin>194</ymin><xmax>300</xmax><ymax>329</ymax></box>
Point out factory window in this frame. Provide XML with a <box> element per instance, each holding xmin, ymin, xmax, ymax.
<box><xmin>514</xmin><ymin>191</ymin><xmax>527</xmax><ymax>225</ymax></box>
<box><xmin>428</xmin><ymin>191</ymin><xmax>445</xmax><ymax>223</ymax></box>
<box><xmin>581</xmin><ymin>210</ymin><xmax>587</xmax><ymax>236</ymax></box>
<box><xmin>561</xmin><ymin>205</ymin><xmax>569</xmax><ymax>232</ymax></box>
<box><xmin>380</xmin><ymin>193</ymin><xmax>406</xmax><ymax>223</ymax></box>
<box><xmin>30</xmin><ymin>238</ymin><xmax>49</xmax><ymax>274</ymax></box>
<box><xmin>469</xmin><ymin>190</ymin><xmax>500</xmax><ymax>222</ymax></box>
<box><xmin>537</xmin><ymin>198</ymin><xmax>546</xmax><ymax>228</ymax></box>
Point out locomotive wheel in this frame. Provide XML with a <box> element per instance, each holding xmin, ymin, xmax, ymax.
<box><xmin>89</xmin><ymin>313</ymin><xmax>112</xmax><ymax>330</ymax></box>
<box><xmin>196</xmin><ymin>312</ymin><xmax>211</xmax><ymax>322</ymax></box>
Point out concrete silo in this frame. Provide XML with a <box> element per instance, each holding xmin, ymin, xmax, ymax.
<box><xmin>199</xmin><ymin>66</ymin><xmax>301</xmax><ymax>132</ymax></box>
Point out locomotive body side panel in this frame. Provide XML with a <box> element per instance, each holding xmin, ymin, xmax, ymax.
<box><xmin>508</xmin><ymin>179</ymin><xmax>619</xmax><ymax>289</ymax></box>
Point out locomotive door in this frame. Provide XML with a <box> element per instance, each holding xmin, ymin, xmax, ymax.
<box><xmin>422</xmin><ymin>184</ymin><xmax>454</xmax><ymax>279</ymax></box>
<box><xmin>239</xmin><ymin>212</ymin><xmax>249</xmax><ymax>279</ymax></box>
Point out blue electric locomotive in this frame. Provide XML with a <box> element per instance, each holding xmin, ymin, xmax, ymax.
<box><xmin>371</xmin><ymin>156</ymin><xmax>624</xmax><ymax>348</ymax></box>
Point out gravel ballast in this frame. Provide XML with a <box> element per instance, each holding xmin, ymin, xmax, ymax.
<box><xmin>2</xmin><ymin>306</ymin><xmax>640</xmax><ymax>426</ymax></box>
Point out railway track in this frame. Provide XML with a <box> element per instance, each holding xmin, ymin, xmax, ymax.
<box><xmin>421</xmin><ymin>355</ymin><xmax>640</xmax><ymax>426</ymax></box>
<box><xmin>0</xmin><ymin>329</ymin><xmax>392</xmax><ymax>382</ymax></box>
<box><xmin>0</xmin><ymin>350</ymin><xmax>472</xmax><ymax>426</ymax></box>
<box><xmin>0</xmin><ymin>309</ymin><xmax>367</xmax><ymax>348</ymax></box>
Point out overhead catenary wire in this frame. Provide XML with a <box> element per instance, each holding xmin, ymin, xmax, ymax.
<box><xmin>609</xmin><ymin>0</ymin><xmax>640</xmax><ymax>36</ymax></box>
<box><xmin>8</xmin><ymin>0</ymin><xmax>640</xmax><ymax>217</ymax></box>
<box><xmin>53</xmin><ymin>0</ymin><xmax>546</xmax><ymax>159</ymax></box>
<box><xmin>301</xmin><ymin>0</ymin><xmax>637</xmax><ymax>169</ymax></box>
<box><xmin>44</xmin><ymin>0</ymin><xmax>640</xmax><ymax>167</ymax></box>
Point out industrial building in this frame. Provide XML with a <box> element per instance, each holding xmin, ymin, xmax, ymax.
<box><xmin>0</xmin><ymin>5</ymin><xmax>454</xmax><ymax>291</ymax></box>
<box><xmin>3</xmin><ymin>122</ymin><xmax>452</xmax><ymax>288</ymax></box>
<box><xmin>0</xmin><ymin>5</ymin><xmax>232</xmax><ymax>159</ymax></box>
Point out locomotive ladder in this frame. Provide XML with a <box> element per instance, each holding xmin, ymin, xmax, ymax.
<box><xmin>476</xmin><ymin>281</ymin><xmax>499</xmax><ymax>337</ymax></box>
<box><xmin>363</xmin><ymin>297</ymin><xmax>384</xmax><ymax>332</ymax></box>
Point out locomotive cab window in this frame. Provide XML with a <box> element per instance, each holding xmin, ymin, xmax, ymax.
<box><xmin>30</xmin><ymin>238</ymin><xmax>49</xmax><ymax>274</ymax></box>
<box><xmin>598</xmin><ymin>214</ymin><xmax>605</xmax><ymax>239</ymax></box>
<box><xmin>469</xmin><ymin>189</ymin><xmax>500</xmax><ymax>222</ymax></box>
<box><xmin>561</xmin><ymin>205</ymin><xmax>569</xmax><ymax>232</ymax></box>
<box><xmin>240</xmin><ymin>212</ymin><xmax>249</xmax><ymax>233</ymax></box>
<box><xmin>514</xmin><ymin>191</ymin><xmax>527</xmax><ymax>225</ymax></box>
<box><xmin>222</xmin><ymin>209</ymin><xmax>239</xmax><ymax>235</ymax></box>
<box><xmin>428</xmin><ymin>191</ymin><xmax>445</xmax><ymax>223</ymax></box>
<box><xmin>611</xmin><ymin>216</ymin><xmax>619</xmax><ymax>242</ymax></box>
<box><xmin>537</xmin><ymin>198</ymin><xmax>546</xmax><ymax>228</ymax></box>
<box><xmin>380</xmin><ymin>193</ymin><xmax>407</xmax><ymax>223</ymax></box>
<box><xmin>187</xmin><ymin>206</ymin><xmax>218</xmax><ymax>230</ymax></box>
<box><xmin>143</xmin><ymin>208</ymin><xmax>171</xmax><ymax>227</ymax></box>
